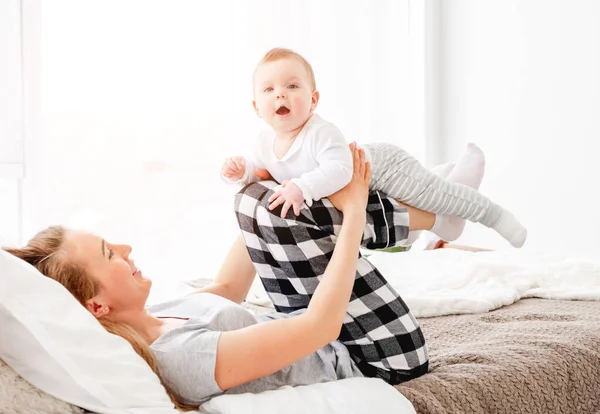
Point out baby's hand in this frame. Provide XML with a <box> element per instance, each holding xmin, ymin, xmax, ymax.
<box><xmin>268</xmin><ymin>181</ymin><xmax>305</xmax><ymax>218</ymax></box>
<box><xmin>222</xmin><ymin>156</ymin><xmax>246</xmax><ymax>181</ymax></box>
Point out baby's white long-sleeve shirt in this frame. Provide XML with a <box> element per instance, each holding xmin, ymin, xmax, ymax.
<box><xmin>237</xmin><ymin>114</ymin><xmax>353</xmax><ymax>206</ymax></box>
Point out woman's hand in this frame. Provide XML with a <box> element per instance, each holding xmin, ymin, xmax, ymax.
<box><xmin>328</xmin><ymin>142</ymin><xmax>371</xmax><ymax>213</ymax></box>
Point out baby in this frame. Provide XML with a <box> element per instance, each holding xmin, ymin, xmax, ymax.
<box><xmin>221</xmin><ymin>48</ymin><xmax>527</xmax><ymax>247</ymax></box>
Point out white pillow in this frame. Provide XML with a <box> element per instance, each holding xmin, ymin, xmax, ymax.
<box><xmin>0</xmin><ymin>249</ymin><xmax>179</xmax><ymax>414</ymax></box>
<box><xmin>199</xmin><ymin>377</ymin><xmax>416</xmax><ymax>414</ymax></box>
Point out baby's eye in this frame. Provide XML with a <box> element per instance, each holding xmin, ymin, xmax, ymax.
<box><xmin>263</xmin><ymin>87</ymin><xmax>273</xmax><ymax>92</ymax></box>
<box><xmin>108</xmin><ymin>249</ymin><xmax>114</xmax><ymax>259</ymax></box>
<box><xmin>288</xmin><ymin>84</ymin><xmax>298</xmax><ymax>89</ymax></box>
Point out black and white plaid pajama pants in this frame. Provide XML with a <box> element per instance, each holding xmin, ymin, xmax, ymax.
<box><xmin>234</xmin><ymin>181</ymin><xmax>429</xmax><ymax>384</ymax></box>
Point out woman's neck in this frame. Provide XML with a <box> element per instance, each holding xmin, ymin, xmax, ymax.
<box><xmin>110</xmin><ymin>308</ymin><xmax>165</xmax><ymax>344</ymax></box>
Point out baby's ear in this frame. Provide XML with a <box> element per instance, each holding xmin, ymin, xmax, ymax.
<box><xmin>310</xmin><ymin>90</ymin><xmax>320</xmax><ymax>112</ymax></box>
<box><xmin>252</xmin><ymin>101</ymin><xmax>261</xmax><ymax>118</ymax></box>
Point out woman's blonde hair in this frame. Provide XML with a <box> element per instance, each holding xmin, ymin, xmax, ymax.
<box><xmin>2</xmin><ymin>226</ymin><xmax>195</xmax><ymax>411</ymax></box>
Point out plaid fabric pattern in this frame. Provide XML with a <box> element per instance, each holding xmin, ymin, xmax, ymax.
<box><xmin>234</xmin><ymin>181</ymin><xmax>429</xmax><ymax>384</ymax></box>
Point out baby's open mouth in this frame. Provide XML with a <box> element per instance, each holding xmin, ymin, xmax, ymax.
<box><xmin>276</xmin><ymin>106</ymin><xmax>290</xmax><ymax>115</ymax></box>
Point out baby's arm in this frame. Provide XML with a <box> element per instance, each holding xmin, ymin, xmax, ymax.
<box><xmin>221</xmin><ymin>156</ymin><xmax>262</xmax><ymax>184</ymax></box>
<box><xmin>221</xmin><ymin>137</ymin><xmax>266</xmax><ymax>185</ymax></box>
<box><xmin>238</xmin><ymin>156</ymin><xmax>260</xmax><ymax>185</ymax></box>
<box><xmin>292</xmin><ymin>125</ymin><xmax>353</xmax><ymax>205</ymax></box>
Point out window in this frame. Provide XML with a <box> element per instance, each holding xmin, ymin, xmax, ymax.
<box><xmin>0</xmin><ymin>0</ymin><xmax>24</xmax><ymax>245</ymax></box>
<box><xmin>24</xmin><ymin>0</ymin><xmax>423</xmax><ymax>282</ymax></box>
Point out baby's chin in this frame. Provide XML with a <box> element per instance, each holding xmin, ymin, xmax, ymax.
<box><xmin>270</xmin><ymin>120</ymin><xmax>305</xmax><ymax>133</ymax></box>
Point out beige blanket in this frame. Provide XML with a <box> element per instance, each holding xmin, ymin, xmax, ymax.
<box><xmin>396</xmin><ymin>299</ymin><xmax>600</xmax><ymax>413</ymax></box>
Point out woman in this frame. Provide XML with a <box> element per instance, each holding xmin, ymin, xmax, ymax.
<box><xmin>3</xmin><ymin>145</ymin><xmax>440</xmax><ymax>410</ymax></box>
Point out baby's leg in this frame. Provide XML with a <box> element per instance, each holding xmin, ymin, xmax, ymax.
<box><xmin>401</xmin><ymin>160</ymin><xmax>455</xmax><ymax>246</ymax></box>
<box><xmin>428</xmin><ymin>143</ymin><xmax>486</xmax><ymax>241</ymax></box>
<box><xmin>365</xmin><ymin>143</ymin><xmax>527</xmax><ymax>247</ymax></box>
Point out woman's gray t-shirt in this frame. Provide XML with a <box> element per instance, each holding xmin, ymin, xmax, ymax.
<box><xmin>147</xmin><ymin>293</ymin><xmax>363</xmax><ymax>406</ymax></box>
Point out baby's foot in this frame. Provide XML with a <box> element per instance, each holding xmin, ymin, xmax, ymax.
<box><xmin>430</xmin><ymin>214</ymin><xmax>463</xmax><ymax>242</ymax></box>
<box><xmin>493</xmin><ymin>209</ymin><xmax>528</xmax><ymax>247</ymax></box>
<box><xmin>430</xmin><ymin>161</ymin><xmax>455</xmax><ymax>179</ymax></box>
<box><xmin>446</xmin><ymin>143</ymin><xmax>485</xmax><ymax>189</ymax></box>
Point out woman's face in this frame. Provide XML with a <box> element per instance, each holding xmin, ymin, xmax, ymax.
<box><xmin>65</xmin><ymin>230</ymin><xmax>152</xmax><ymax>317</ymax></box>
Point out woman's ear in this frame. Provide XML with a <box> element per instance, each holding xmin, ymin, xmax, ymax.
<box><xmin>86</xmin><ymin>298</ymin><xmax>110</xmax><ymax>318</ymax></box>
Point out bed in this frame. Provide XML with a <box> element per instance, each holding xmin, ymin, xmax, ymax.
<box><xmin>395</xmin><ymin>298</ymin><xmax>600</xmax><ymax>413</ymax></box>
<box><xmin>220</xmin><ymin>248</ymin><xmax>600</xmax><ymax>413</ymax></box>
<box><xmin>189</xmin><ymin>296</ymin><xmax>600</xmax><ymax>414</ymax></box>
<box><xmin>3</xmin><ymin>249</ymin><xmax>600</xmax><ymax>413</ymax></box>
<box><xmin>3</xmin><ymin>297</ymin><xmax>598</xmax><ymax>413</ymax></box>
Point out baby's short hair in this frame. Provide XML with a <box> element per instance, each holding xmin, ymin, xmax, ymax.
<box><xmin>255</xmin><ymin>48</ymin><xmax>316</xmax><ymax>90</ymax></box>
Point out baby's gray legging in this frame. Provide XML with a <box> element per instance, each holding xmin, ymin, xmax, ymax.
<box><xmin>364</xmin><ymin>143</ymin><xmax>502</xmax><ymax>227</ymax></box>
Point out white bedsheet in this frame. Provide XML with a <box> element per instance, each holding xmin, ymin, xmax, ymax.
<box><xmin>192</xmin><ymin>377</ymin><xmax>416</xmax><ymax>414</ymax></box>
<box><xmin>247</xmin><ymin>249</ymin><xmax>600</xmax><ymax>318</ymax></box>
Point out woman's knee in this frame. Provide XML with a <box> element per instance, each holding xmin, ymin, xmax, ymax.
<box><xmin>234</xmin><ymin>181</ymin><xmax>277</xmax><ymax>213</ymax></box>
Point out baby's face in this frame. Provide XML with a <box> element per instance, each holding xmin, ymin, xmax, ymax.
<box><xmin>253</xmin><ymin>58</ymin><xmax>317</xmax><ymax>134</ymax></box>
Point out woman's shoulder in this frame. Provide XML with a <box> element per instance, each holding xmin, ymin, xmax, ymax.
<box><xmin>150</xmin><ymin>293</ymin><xmax>260</xmax><ymax>334</ymax></box>
<box><xmin>147</xmin><ymin>292</ymin><xmax>235</xmax><ymax>315</ymax></box>
<box><xmin>148</xmin><ymin>294</ymin><xmax>263</xmax><ymax>406</ymax></box>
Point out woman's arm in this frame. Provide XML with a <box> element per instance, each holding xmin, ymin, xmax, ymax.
<box><xmin>188</xmin><ymin>235</ymin><xmax>257</xmax><ymax>304</ymax></box>
<box><xmin>214</xmin><ymin>144</ymin><xmax>370</xmax><ymax>391</ymax></box>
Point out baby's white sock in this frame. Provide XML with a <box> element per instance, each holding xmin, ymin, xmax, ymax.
<box><xmin>429</xmin><ymin>144</ymin><xmax>485</xmax><ymax>241</ymax></box>
<box><xmin>492</xmin><ymin>210</ymin><xmax>528</xmax><ymax>247</ymax></box>
<box><xmin>446</xmin><ymin>143</ymin><xmax>486</xmax><ymax>189</ymax></box>
<box><xmin>431</xmin><ymin>161</ymin><xmax>456</xmax><ymax>180</ymax></box>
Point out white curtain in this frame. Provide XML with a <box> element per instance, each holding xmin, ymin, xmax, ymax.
<box><xmin>29</xmin><ymin>0</ymin><xmax>422</xmax><ymax>283</ymax></box>
<box><xmin>0</xmin><ymin>0</ymin><xmax>24</xmax><ymax>246</ymax></box>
